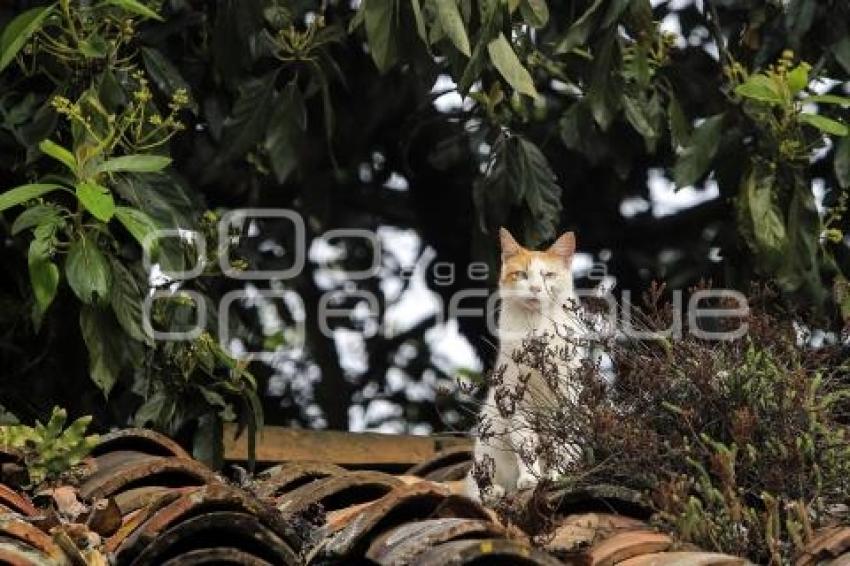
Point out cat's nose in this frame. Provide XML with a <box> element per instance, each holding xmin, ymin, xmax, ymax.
<box><xmin>529</xmin><ymin>285</ymin><xmax>542</xmax><ymax>294</ymax></box>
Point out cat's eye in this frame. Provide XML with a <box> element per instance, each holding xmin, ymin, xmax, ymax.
<box><xmin>510</xmin><ymin>271</ymin><xmax>527</xmax><ymax>280</ymax></box>
<box><xmin>543</xmin><ymin>271</ymin><xmax>558</xmax><ymax>278</ymax></box>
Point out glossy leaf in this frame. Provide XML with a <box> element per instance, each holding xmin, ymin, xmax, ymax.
<box><xmin>65</xmin><ymin>235</ymin><xmax>112</xmax><ymax>304</ymax></box>
<box><xmin>487</xmin><ymin>33</ymin><xmax>537</xmax><ymax>98</ymax></box>
<box><xmin>38</xmin><ymin>139</ymin><xmax>77</xmax><ymax>172</ymax></box>
<box><xmin>76</xmin><ymin>182</ymin><xmax>116</xmax><ymax>221</ymax></box>
<box><xmin>95</xmin><ymin>154</ymin><xmax>172</xmax><ymax>174</ymax></box>
<box><xmin>435</xmin><ymin>0</ymin><xmax>471</xmax><ymax>57</ymax></box>
<box><xmin>141</xmin><ymin>47</ymin><xmax>196</xmax><ymax>111</ymax></box>
<box><xmin>519</xmin><ymin>0</ymin><xmax>548</xmax><ymax>28</ymax></box>
<box><xmin>0</xmin><ymin>5</ymin><xmax>53</xmax><ymax>72</ymax></box>
<box><xmin>79</xmin><ymin>306</ymin><xmax>124</xmax><ymax>397</ymax></box>
<box><xmin>673</xmin><ymin>114</ymin><xmax>725</xmax><ymax>188</ymax></box>
<box><xmin>0</xmin><ymin>184</ymin><xmax>64</xmax><ymax>212</ymax></box>
<box><xmin>114</xmin><ymin>206</ymin><xmax>159</xmax><ymax>255</ymax></box>
<box><xmin>364</xmin><ymin>0</ymin><xmax>398</xmax><ymax>72</ymax></box>
<box><xmin>835</xmin><ymin>136</ymin><xmax>850</xmax><ymax>189</ymax></box>
<box><xmin>554</xmin><ymin>0</ymin><xmax>604</xmax><ymax>54</ymax></box>
<box><xmin>109</xmin><ymin>258</ymin><xmax>150</xmax><ymax>344</ymax></box>
<box><xmin>102</xmin><ymin>0</ymin><xmax>163</xmax><ymax>21</ymax></box>
<box><xmin>12</xmin><ymin>204</ymin><xmax>63</xmax><ymax>235</ymax></box>
<box><xmin>28</xmin><ymin>224</ymin><xmax>59</xmax><ymax>324</ymax></box>
<box><xmin>735</xmin><ymin>75</ymin><xmax>784</xmax><ymax>105</ymax></box>
<box><xmin>807</xmin><ymin>94</ymin><xmax>850</xmax><ymax>107</ymax></box>
<box><xmin>799</xmin><ymin>113</ymin><xmax>849</xmax><ymax>136</ymax></box>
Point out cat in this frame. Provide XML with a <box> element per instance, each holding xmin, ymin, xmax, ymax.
<box><xmin>464</xmin><ymin>227</ymin><xmax>582</xmax><ymax>502</ymax></box>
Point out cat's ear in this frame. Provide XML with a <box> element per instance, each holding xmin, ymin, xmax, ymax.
<box><xmin>547</xmin><ymin>231</ymin><xmax>576</xmax><ymax>263</ymax></box>
<box><xmin>499</xmin><ymin>227</ymin><xmax>522</xmax><ymax>260</ymax></box>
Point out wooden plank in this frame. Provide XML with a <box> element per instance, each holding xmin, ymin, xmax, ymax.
<box><xmin>223</xmin><ymin>424</ymin><xmax>471</xmax><ymax>467</ymax></box>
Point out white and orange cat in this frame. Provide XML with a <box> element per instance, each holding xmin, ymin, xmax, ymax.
<box><xmin>465</xmin><ymin>227</ymin><xmax>583</xmax><ymax>502</ymax></box>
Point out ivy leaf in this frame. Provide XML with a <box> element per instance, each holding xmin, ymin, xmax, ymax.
<box><xmin>0</xmin><ymin>5</ymin><xmax>53</xmax><ymax>72</ymax></box>
<box><xmin>66</xmin><ymin>235</ymin><xmax>112</xmax><ymax>304</ymax></box>
<box><xmin>673</xmin><ymin>114</ymin><xmax>725</xmax><ymax>188</ymax></box>
<box><xmin>109</xmin><ymin>258</ymin><xmax>151</xmax><ymax>344</ymax></box>
<box><xmin>364</xmin><ymin>0</ymin><xmax>399</xmax><ymax>72</ymax></box>
<box><xmin>114</xmin><ymin>206</ymin><xmax>160</xmax><ymax>256</ymax></box>
<box><xmin>435</xmin><ymin>0</ymin><xmax>471</xmax><ymax>57</ymax></box>
<box><xmin>79</xmin><ymin>306</ymin><xmax>124</xmax><ymax>397</ymax></box>
<box><xmin>76</xmin><ymin>182</ymin><xmax>115</xmax><ymax>222</ymax></box>
<box><xmin>38</xmin><ymin>139</ymin><xmax>77</xmax><ymax>173</ymax></box>
<box><xmin>95</xmin><ymin>155</ymin><xmax>172</xmax><ymax>174</ymax></box>
<box><xmin>102</xmin><ymin>0</ymin><xmax>163</xmax><ymax>21</ymax></box>
<box><xmin>0</xmin><ymin>184</ymin><xmax>64</xmax><ymax>212</ymax></box>
<box><xmin>799</xmin><ymin>113</ymin><xmax>849</xmax><ymax>136</ymax></box>
<box><xmin>12</xmin><ymin>204</ymin><xmax>63</xmax><ymax>235</ymax></box>
<box><xmin>487</xmin><ymin>33</ymin><xmax>538</xmax><ymax>98</ymax></box>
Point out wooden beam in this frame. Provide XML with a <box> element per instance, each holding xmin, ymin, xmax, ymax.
<box><xmin>223</xmin><ymin>424</ymin><xmax>471</xmax><ymax>467</ymax></box>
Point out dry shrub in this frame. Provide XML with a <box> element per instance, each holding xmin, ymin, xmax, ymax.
<box><xmin>471</xmin><ymin>283</ymin><xmax>850</xmax><ymax>563</ymax></box>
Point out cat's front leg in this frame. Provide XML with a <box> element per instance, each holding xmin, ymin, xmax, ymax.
<box><xmin>510</xmin><ymin>429</ymin><xmax>542</xmax><ymax>491</ymax></box>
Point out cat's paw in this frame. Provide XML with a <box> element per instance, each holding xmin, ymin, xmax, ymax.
<box><xmin>516</xmin><ymin>473</ymin><xmax>539</xmax><ymax>491</ymax></box>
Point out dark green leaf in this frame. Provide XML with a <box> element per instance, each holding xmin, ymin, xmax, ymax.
<box><xmin>799</xmin><ymin>113</ymin><xmax>849</xmax><ymax>136</ymax></box>
<box><xmin>140</xmin><ymin>47</ymin><xmax>197</xmax><ymax>112</ymax></box>
<box><xmin>79</xmin><ymin>306</ymin><xmax>124</xmax><ymax>397</ymax></box>
<box><xmin>673</xmin><ymin>114</ymin><xmax>725</xmax><ymax>188</ymax></box>
<box><xmin>95</xmin><ymin>154</ymin><xmax>172</xmax><ymax>174</ymax></box>
<box><xmin>503</xmin><ymin>136</ymin><xmax>562</xmax><ymax>246</ymax></box>
<box><xmin>28</xmin><ymin>225</ymin><xmax>59</xmax><ymax>324</ymax></box>
<box><xmin>410</xmin><ymin>0</ymin><xmax>428</xmax><ymax>42</ymax></box>
<box><xmin>519</xmin><ymin>0</ymin><xmax>548</xmax><ymax>28</ymax></box>
<box><xmin>587</xmin><ymin>32</ymin><xmax>621</xmax><ymax>130</ymax></box>
<box><xmin>833</xmin><ymin>37</ymin><xmax>850</xmax><ymax>76</ymax></box>
<box><xmin>667</xmin><ymin>95</ymin><xmax>691</xmax><ymax>148</ymax></box>
<box><xmin>114</xmin><ymin>206</ymin><xmax>160</xmax><ymax>255</ymax></box>
<box><xmin>12</xmin><ymin>204</ymin><xmax>63</xmax><ymax>235</ymax></box>
<box><xmin>0</xmin><ymin>6</ymin><xmax>53</xmax><ymax>72</ymax></box>
<box><xmin>265</xmin><ymin>82</ymin><xmax>306</xmax><ymax>184</ymax></box>
<box><xmin>554</xmin><ymin>0</ymin><xmax>604</xmax><ymax>54</ymax></box>
<box><xmin>78</xmin><ymin>35</ymin><xmax>108</xmax><ymax>59</ymax></box>
<box><xmin>76</xmin><ymin>182</ymin><xmax>115</xmax><ymax>221</ymax></box>
<box><xmin>364</xmin><ymin>0</ymin><xmax>399</xmax><ymax>72</ymax></box>
<box><xmin>38</xmin><ymin>139</ymin><xmax>76</xmax><ymax>172</ymax></box>
<box><xmin>737</xmin><ymin>164</ymin><xmax>786</xmax><ymax>274</ymax></box>
<box><xmin>0</xmin><ymin>183</ymin><xmax>64</xmax><ymax>212</ymax></box>
<box><xmin>622</xmin><ymin>95</ymin><xmax>656</xmax><ymax>149</ymax></box>
<box><xmin>109</xmin><ymin>258</ymin><xmax>150</xmax><ymax>344</ymax></box>
<box><xmin>487</xmin><ymin>33</ymin><xmax>537</xmax><ymax>98</ymax></box>
<box><xmin>102</xmin><ymin>0</ymin><xmax>163</xmax><ymax>21</ymax></box>
<box><xmin>435</xmin><ymin>0</ymin><xmax>471</xmax><ymax>57</ymax></box>
<box><xmin>66</xmin><ymin>235</ymin><xmax>111</xmax><ymax>304</ymax></box>
<box><xmin>215</xmin><ymin>73</ymin><xmax>278</xmax><ymax>167</ymax></box>
<box><xmin>835</xmin><ymin>136</ymin><xmax>850</xmax><ymax>189</ymax></box>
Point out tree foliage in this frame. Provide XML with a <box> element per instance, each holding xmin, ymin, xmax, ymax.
<box><xmin>0</xmin><ymin>0</ymin><xmax>849</xmax><ymax>452</ymax></box>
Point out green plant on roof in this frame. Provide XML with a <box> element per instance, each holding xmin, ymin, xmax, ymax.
<box><xmin>0</xmin><ymin>406</ymin><xmax>99</xmax><ymax>486</ymax></box>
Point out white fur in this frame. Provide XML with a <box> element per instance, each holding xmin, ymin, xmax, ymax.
<box><xmin>465</xmin><ymin>256</ymin><xmax>583</xmax><ymax>503</ymax></box>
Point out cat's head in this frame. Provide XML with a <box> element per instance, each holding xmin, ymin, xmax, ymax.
<box><xmin>499</xmin><ymin>227</ymin><xmax>576</xmax><ymax>312</ymax></box>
